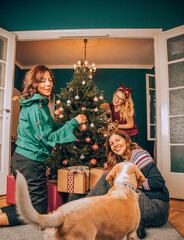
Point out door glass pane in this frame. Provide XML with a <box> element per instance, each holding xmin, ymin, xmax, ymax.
<box><xmin>149</xmin><ymin>89</ymin><xmax>156</xmax><ymax>124</ymax></box>
<box><xmin>169</xmin><ymin>61</ymin><xmax>184</xmax><ymax>88</ymax></box>
<box><xmin>169</xmin><ymin>88</ymin><xmax>184</xmax><ymax>116</ymax></box>
<box><xmin>0</xmin><ymin>62</ymin><xmax>6</xmax><ymax>87</ymax></box>
<box><xmin>0</xmin><ymin>117</ymin><xmax>2</xmax><ymax>143</ymax></box>
<box><xmin>0</xmin><ymin>89</ymin><xmax>4</xmax><ymax>115</ymax></box>
<box><xmin>151</xmin><ymin>125</ymin><xmax>156</xmax><ymax>139</ymax></box>
<box><xmin>167</xmin><ymin>34</ymin><xmax>184</xmax><ymax>62</ymax></box>
<box><xmin>170</xmin><ymin>117</ymin><xmax>184</xmax><ymax>143</ymax></box>
<box><xmin>171</xmin><ymin>146</ymin><xmax>184</xmax><ymax>173</ymax></box>
<box><xmin>0</xmin><ymin>36</ymin><xmax>7</xmax><ymax>61</ymax></box>
<box><xmin>149</xmin><ymin>76</ymin><xmax>155</xmax><ymax>88</ymax></box>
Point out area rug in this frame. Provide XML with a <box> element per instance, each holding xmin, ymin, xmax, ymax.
<box><xmin>0</xmin><ymin>221</ymin><xmax>183</xmax><ymax>240</ymax></box>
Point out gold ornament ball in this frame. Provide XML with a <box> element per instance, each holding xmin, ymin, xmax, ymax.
<box><xmin>104</xmin><ymin>133</ymin><xmax>108</xmax><ymax>137</ymax></box>
<box><xmin>99</xmin><ymin>95</ymin><xmax>104</xmax><ymax>100</ymax></box>
<box><xmin>59</xmin><ymin>106</ymin><xmax>64</xmax><ymax>112</ymax></box>
<box><xmin>93</xmin><ymin>96</ymin><xmax>98</xmax><ymax>102</ymax></box>
<box><xmin>92</xmin><ymin>144</ymin><xmax>99</xmax><ymax>151</ymax></box>
<box><xmin>80</xmin><ymin>123</ymin><xmax>87</xmax><ymax>131</ymax></box>
<box><xmin>59</xmin><ymin>114</ymin><xmax>64</xmax><ymax>119</ymax></box>
<box><xmin>56</xmin><ymin>99</ymin><xmax>61</xmax><ymax>105</ymax></box>
<box><xmin>90</xmin><ymin>159</ymin><xmax>97</xmax><ymax>166</ymax></box>
<box><xmin>104</xmin><ymin>162</ymin><xmax>108</xmax><ymax>169</ymax></box>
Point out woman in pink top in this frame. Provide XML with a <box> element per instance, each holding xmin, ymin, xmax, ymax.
<box><xmin>108</xmin><ymin>83</ymin><xmax>139</xmax><ymax>142</ymax></box>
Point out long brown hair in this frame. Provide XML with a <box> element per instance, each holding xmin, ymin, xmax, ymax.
<box><xmin>113</xmin><ymin>89</ymin><xmax>134</xmax><ymax>120</ymax></box>
<box><xmin>106</xmin><ymin>130</ymin><xmax>141</xmax><ymax>170</ymax></box>
<box><xmin>20</xmin><ymin>65</ymin><xmax>55</xmax><ymax>100</ymax></box>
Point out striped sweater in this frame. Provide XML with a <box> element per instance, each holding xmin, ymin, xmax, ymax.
<box><xmin>130</xmin><ymin>149</ymin><xmax>169</xmax><ymax>202</ymax></box>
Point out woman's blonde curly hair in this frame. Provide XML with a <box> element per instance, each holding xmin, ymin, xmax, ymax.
<box><xmin>106</xmin><ymin>130</ymin><xmax>141</xmax><ymax>170</ymax></box>
<box><xmin>113</xmin><ymin>89</ymin><xmax>135</xmax><ymax>120</ymax></box>
<box><xmin>13</xmin><ymin>65</ymin><xmax>55</xmax><ymax>101</ymax></box>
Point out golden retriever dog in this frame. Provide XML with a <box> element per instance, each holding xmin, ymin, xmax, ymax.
<box><xmin>16</xmin><ymin>162</ymin><xmax>146</xmax><ymax>240</ymax></box>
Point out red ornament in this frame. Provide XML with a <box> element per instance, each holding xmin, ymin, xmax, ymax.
<box><xmin>56</xmin><ymin>99</ymin><xmax>61</xmax><ymax>105</ymax></box>
<box><xmin>77</xmin><ymin>139</ymin><xmax>80</xmax><ymax>142</ymax></box>
<box><xmin>62</xmin><ymin>160</ymin><xmax>68</xmax><ymax>166</ymax></box>
<box><xmin>81</xmin><ymin>107</ymin><xmax>86</xmax><ymax>111</ymax></box>
<box><xmin>37</xmin><ymin>122</ymin><xmax>40</xmax><ymax>125</ymax></box>
<box><xmin>55</xmin><ymin>109</ymin><xmax>60</xmax><ymax>115</ymax></box>
<box><xmin>53</xmin><ymin>147</ymin><xmax>57</xmax><ymax>151</ymax></box>
<box><xmin>85</xmin><ymin>137</ymin><xmax>91</xmax><ymax>143</ymax></box>
<box><xmin>80</xmin><ymin>123</ymin><xmax>87</xmax><ymax>131</ymax></box>
<box><xmin>90</xmin><ymin>159</ymin><xmax>97</xmax><ymax>166</ymax></box>
<box><xmin>40</xmin><ymin>104</ymin><xmax>43</xmax><ymax>108</ymax></box>
<box><xmin>92</xmin><ymin>144</ymin><xmax>99</xmax><ymax>151</ymax></box>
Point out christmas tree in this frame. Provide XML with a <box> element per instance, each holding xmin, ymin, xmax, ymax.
<box><xmin>46</xmin><ymin>60</ymin><xmax>108</xmax><ymax>178</ymax></box>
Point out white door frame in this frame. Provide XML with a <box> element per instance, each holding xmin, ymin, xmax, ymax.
<box><xmin>12</xmin><ymin>28</ymin><xmax>163</xmax><ymax>170</ymax></box>
<box><xmin>158</xmin><ymin>25</ymin><xmax>184</xmax><ymax>199</ymax></box>
<box><xmin>0</xmin><ymin>27</ymin><xmax>15</xmax><ymax>195</ymax></box>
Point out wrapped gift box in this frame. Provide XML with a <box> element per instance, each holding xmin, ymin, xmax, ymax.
<box><xmin>6</xmin><ymin>175</ymin><xmax>64</xmax><ymax>212</ymax></box>
<box><xmin>6</xmin><ymin>175</ymin><xmax>16</xmax><ymax>204</ymax></box>
<box><xmin>58</xmin><ymin>166</ymin><xmax>89</xmax><ymax>194</ymax></box>
<box><xmin>90</xmin><ymin>167</ymin><xmax>109</xmax><ymax>190</ymax></box>
<box><xmin>47</xmin><ymin>181</ymin><xmax>64</xmax><ymax>213</ymax></box>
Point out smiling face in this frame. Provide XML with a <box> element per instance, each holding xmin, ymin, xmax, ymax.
<box><xmin>112</xmin><ymin>91</ymin><xmax>126</xmax><ymax>106</ymax></box>
<box><xmin>109</xmin><ymin>133</ymin><xmax>127</xmax><ymax>157</ymax></box>
<box><xmin>37</xmin><ymin>71</ymin><xmax>53</xmax><ymax>97</ymax></box>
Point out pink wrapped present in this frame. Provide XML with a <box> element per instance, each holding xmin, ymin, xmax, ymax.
<box><xmin>6</xmin><ymin>175</ymin><xmax>16</xmax><ymax>204</ymax></box>
<box><xmin>6</xmin><ymin>175</ymin><xmax>64</xmax><ymax>212</ymax></box>
<box><xmin>47</xmin><ymin>182</ymin><xmax>64</xmax><ymax>213</ymax></box>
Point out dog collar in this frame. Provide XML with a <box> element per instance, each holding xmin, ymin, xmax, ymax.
<box><xmin>122</xmin><ymin>184</ymin><xmax>136</xmax><ymax>192</ymax></box>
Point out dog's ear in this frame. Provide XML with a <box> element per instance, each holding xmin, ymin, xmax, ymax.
<box><xmin>106</xmin><ymin>172</ymin><xmax>114</xmax><ymax>186</ymax></box>
<box><xmin>134</xmin><ymin>166</ymin><xmax>146</xmax><ymax>188</ymax></box>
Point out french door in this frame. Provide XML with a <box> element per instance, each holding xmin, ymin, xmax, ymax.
<box><xmin>159</xmin><ymin>25</ymin><xmax>184</xmax><ymax>199</ymax></box>
<box><xmin>0</xmin><ymin>28</ymin><xmax>15</xmax><ymax>195</ymax></box>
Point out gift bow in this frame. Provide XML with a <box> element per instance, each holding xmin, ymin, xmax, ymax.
<box><xmin>68</xmin><ymin>166</ymin><xmax>90</xmax><ymax>177</ymax></box>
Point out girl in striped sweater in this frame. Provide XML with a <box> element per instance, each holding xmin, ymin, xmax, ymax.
<box><xmin>87</xmin><ymin>130</ymin><xmax>170</xmax><ymax>239</ymax></box>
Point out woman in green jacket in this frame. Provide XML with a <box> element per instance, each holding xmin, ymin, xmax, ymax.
<box><xmin>0</xmin><ymin>65</ymin><xmax>87</xmax><ymax>226</ymax></box>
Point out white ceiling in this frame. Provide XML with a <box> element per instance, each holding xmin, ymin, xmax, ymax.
<box><xmin>16</xmin><ymin>38</ymin><xmax>154</xmax><ymax>69</ymax></box>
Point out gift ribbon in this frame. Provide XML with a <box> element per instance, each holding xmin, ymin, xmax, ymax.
<box><xmin>67</xmin><ymin>166</ymin><xmax>90</xmax><ymax>193</ymax></box>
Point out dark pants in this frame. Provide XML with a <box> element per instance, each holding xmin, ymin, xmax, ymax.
<box><xmin>71</xmin><ymin>172</ymin><xmax>170</xmax><ymax>227</ymax></box>
<box><xmin>1</xmin><ymin>152</ymin><xmax>48</xmax><ymax>226</ymax></box>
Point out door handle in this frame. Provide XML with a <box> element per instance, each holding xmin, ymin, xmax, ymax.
<box><xmin>3</xmin><ymin>109</ymin><xmax>11</xmax><ymax>113</ymax></box>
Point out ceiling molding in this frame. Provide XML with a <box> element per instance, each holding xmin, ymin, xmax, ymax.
<box><xmin>12</xmin><ymin>28</ymin><xmax>162</xmax><ymax>41</ymax></box>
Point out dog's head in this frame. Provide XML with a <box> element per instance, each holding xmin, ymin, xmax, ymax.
<box><xmin>106</xmin><ymin>162</ymin><xmax>146</xmax><ymax>189</ymax></box>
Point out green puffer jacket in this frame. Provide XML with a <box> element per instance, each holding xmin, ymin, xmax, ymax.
<box><xmin>15</xmin><ymin>94</ymin><xmax>79</xmax><ymax>162</ymax></box>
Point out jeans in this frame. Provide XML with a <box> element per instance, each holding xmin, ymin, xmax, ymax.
<box><xmin>1</xmin><ymin>152</ymin><xmax>48</xmax><ymax>226</ymax></box>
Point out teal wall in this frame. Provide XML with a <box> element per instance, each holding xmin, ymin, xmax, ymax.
<box><xmin>14</xmin><ymin>65</ymin><xmax>154</xmax><ymax>154</ymax></box>
<box><xmin>1</xmin><ymin>0</ymin><xmax>183</xmax><ymax>31</ymax></box>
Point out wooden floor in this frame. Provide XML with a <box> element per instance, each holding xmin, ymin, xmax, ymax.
<box><xmin>0</xmin><ymin>196</ymin><xmax>183</xmax><ymax>237</ymax></box>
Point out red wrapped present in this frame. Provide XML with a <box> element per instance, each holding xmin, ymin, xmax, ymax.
<box><xmin>47</xmin><ymin>181</ymin><xmax>64</xmax><ymax>213</ymax></box>
<box><xmin>6</xmin><ymin>175</ymin><xmax>64</xmax><ymax>212</ymax></box>
<box><xmin>6</xmin><ymin>175</ymin><xmax>16</xmax><ymax>204</ymax></box>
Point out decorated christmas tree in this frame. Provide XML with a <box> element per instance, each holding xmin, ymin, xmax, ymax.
<box><xmin>46</xmin><ymin>59</ymin><xmax>109</xmax><ymax>178</ymax></box>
